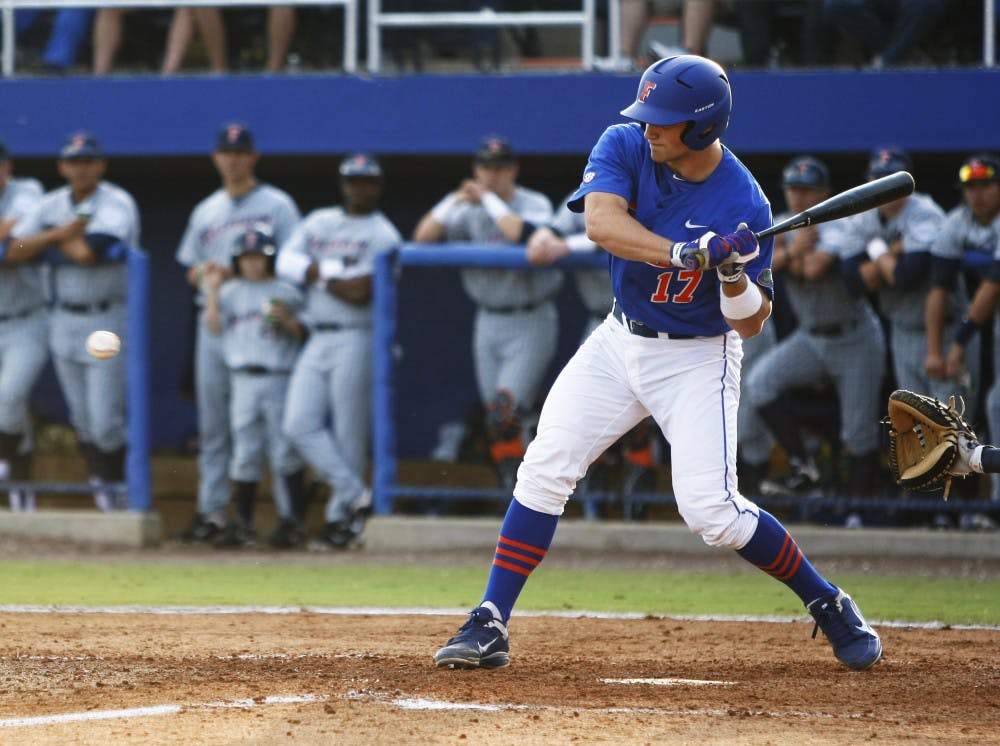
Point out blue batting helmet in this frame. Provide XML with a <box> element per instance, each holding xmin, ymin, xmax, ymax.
<box><xmin>620</xmin><ymin>55</ymin><xmax>732</xmax><ymax>151</ymax></box>
<box><xmin>232</xmin><ymin>223</ymin><xmax>277</xmax><ymax>274</ymax></box>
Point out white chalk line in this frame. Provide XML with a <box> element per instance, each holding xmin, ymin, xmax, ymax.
<box><xmin>600</xmin><ymin>677</ymin><xmax>735</xmax><ymax>686</ymax></box>
<box><xmin>0</xmin><ymin>694</ymin><xmax>328</xmax><ymax>729</ymax></box>
<box><xmin>385</xmin><ymin>695</ymin><xmax>869</xmax><ymax>721</ymax></box>
<box><xmin>0</xmin><ymin>604</ymin><xmax>996</xmax><ymax>630</ymax></box>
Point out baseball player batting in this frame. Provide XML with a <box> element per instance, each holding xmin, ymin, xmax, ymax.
<box><xmin>434</xmin><ymin>55</ymin><xmax>882</xmax><ymax>673</ymax></box>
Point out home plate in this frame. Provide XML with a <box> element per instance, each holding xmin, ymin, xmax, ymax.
<box><xmin>600</xmin><ymin>678</ymin><xmax>735</xmax><ymax>686</ymax></box>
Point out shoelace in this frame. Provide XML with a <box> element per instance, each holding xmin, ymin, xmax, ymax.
<box><xmin>811</xmin><ymin>598</ymin><xmax>856</xmax><ymax>643</ymax></box>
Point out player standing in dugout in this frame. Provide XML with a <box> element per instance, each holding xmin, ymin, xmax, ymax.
<box><xmin>434</xmin><ymin>55</ymin><xmax>882</xmax><ymax>673</ymax></box>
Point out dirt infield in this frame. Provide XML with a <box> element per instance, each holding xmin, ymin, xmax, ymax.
<box><xmin>1</xmin><ymin>609</ymin><xmax>997</xmax><ymax>745</ymax></box>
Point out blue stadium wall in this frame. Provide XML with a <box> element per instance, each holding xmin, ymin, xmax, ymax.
<box><xmin>2</xmin><ymin>69</ymin><xmax>995</xmax><ymax>454</ymax></box>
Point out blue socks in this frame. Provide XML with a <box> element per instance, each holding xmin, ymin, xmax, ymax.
<box><xmin>737</xmin><ymin>510</ymin><xmax>836</xmax><ymax>606</ymax></box>
<box><xmin>482</xmin><ymin>499</ymin><xmax>559</xmax><ymax>623</ymax></box>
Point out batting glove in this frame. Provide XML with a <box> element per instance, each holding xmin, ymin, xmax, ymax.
<box><xmin>671</xmin><ymin>228</ymin><xmax>759</xmax><ymax>271</ymax></box>
<box><xmin>716</xmin><ymin>223</ymin><xmax>759</xmax><ymax>282</ymax></box>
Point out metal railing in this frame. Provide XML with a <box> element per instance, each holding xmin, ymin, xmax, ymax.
<box><xmin>0</xmin><ymin>0</ymin><xmax>358</xmax><ymax>77</ymax></box>
<box><xmin>366</xmin><ymin>0</ymin><xmax>598</xmax><ymax>73</ymax></box>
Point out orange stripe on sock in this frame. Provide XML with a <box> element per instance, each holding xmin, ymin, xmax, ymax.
<box><xmin>498</xmin><ymin>535</ymin><xmax>548</xmax><ymax>559</ymax></box>
<box><xmin>774</xmin><ymin>550</ymin><xmax>804</xmax><ymax>581</ymax></box>
<box><xmin>493</xmin><ymin>557</ymin><xmax>532</xmax><ymax>576</ymax></box>
<box><xmin>760</xmin><ymin>534</ymin><xmax>792</xmax><ymax>573</ymax></box>
<box><xmin>771</xmin><ymin>541</ymin><xmax>799</xmax><ymax>579</ymax></box>
<box><xmin>495</xmin><ymin>546</ymin><xmax>542</xmax><ymax>567</ymax></box>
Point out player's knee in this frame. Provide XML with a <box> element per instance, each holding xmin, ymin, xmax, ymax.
<box><xmin>677</xmin><ymin>497</ymin><xmax>759</xmax><ymax>549</ymax></box>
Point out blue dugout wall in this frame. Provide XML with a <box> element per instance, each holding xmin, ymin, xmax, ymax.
<box><xmin>0</xmin><ymin>69</ymin><xmax>997</xmax><ymax>156</ymax></box>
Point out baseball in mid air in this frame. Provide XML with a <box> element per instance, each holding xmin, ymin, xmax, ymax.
<box><xmin>85</xmin><ymin>330</ymin><xmax>121</xmax><ymax>360</ymax></box>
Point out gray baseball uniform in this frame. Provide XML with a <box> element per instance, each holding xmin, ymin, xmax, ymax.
<box><xmin>278</xmin><ymin>206</ymin><xmax>402</xmax><ymax>524</ymax></box>
<box><xmin>744</xmin><ymin>219</ymin><xmax>886</xmax><ymax>456</ymax></box>
<box><xmin>216</xmin><ymin>276</ymin><xmax>304</xmax><ymax>521</ymax></box>
<box><xmin>12</xmin><ymin>181</ymin><xmax>140</xmax><ymax>456</ymax></box>
<box><xmin>175</xmin><ymin>184</ymin><xmax>300</xmax><ymax>520</ymax></box>
<box><xmin>443</xmin><ymin>187</ymin><xmax>557</xmax><ymax>408</ymax></box>
<box><xmin>549</xmin><ymin>194</ymin><xmax>613</xmax><ymax>341</ymax></box>
<box><xmin>0</xmin><ymin>176</ymin><xmax>47</xmax><ymax>440</ymax></box>
<box><xmin>939</xmin><ymin>208</ymin><xmax>1000</xmax><ymax>497</ymax></box>
<box><xmin>839</xmin><ymin>192</ymin><xmax>948</xmax><ymax>397</ymax></box>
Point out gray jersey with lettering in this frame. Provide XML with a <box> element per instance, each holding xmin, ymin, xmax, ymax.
<box><xmin>446</xmin><ymin>187</ymin><xmax>559</xmax><ymax>308</ymax></box>
<box><xmin>840</xmin><ymin>192</ymin><xmax>946</xmax><ymax>328</ymax></box>
<box><xmin>176</xmin><ymin>184</ymin><xmax>301</xmax><ymax>303</ymax></box>
<box><xmin>217</xmin><ymin>278</ymin><xmax>304</xmax><ymax>371</ymax></box>
<box><xmin>278</xmin><ymin>206</ymin><xmax>401</xmax><ymax>326</ymax></box>
<box><xmin>13</xmin><ymin>181</ymin><xmax>140</xmax><ymax>304</ymax></box>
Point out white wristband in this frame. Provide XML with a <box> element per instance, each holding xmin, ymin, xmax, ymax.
<box><xmin>431</xmin><ymin>193</ymin><xmax>460</xmax><ymax>225</ymax></box>
<box><xmin>720</xmin><ymin>281</ymin><xmax>763</xmax><ymax>320</ymax></box>
<box><xmin>866</xmin><ymin>237</ymin><xmax>890</xmax><ymax>261</ymax></box>
<box><xmin>275</xmin><ymin>250</ymin><xmax>312</xmax><ymax>284</ymax></box>
<box><xmin>319</xmin><ymin>257</ymin><xmax>346</xmax><ymax>280</ymax></box>
<box><xmin>565</xmin><ymin>233</ymin><xmax>598</xmax><ymax>252</ymax></box>
<box><xmin>481</xmin><ymin>192</ymin><xmax>514</xmax><ymax>223</ymax></box>
<box><xmin>971</xmin><ymin>445</ymin><xmax>985</xmax><ymax>474</ymax></box>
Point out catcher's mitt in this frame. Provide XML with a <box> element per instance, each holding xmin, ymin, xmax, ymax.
<box><xmin>883</xmin><ymin>389</ymin><xmax>976</xmax><ymax>499</ymax></box>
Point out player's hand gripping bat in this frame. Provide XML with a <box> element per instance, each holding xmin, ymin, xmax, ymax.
<box><xmin>756</xmin><ymin>170</ymin><xmax>915</xmax><ymax>240</ymax></box>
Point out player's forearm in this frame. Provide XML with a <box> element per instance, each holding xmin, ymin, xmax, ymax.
<box><xmin>966</xmin><ymin>280</ymin><xmax>1000</xmax><ymax>325</ymax></box>
<box><xmin>4</xmin><ymin>229</ymin><xmax>62</xmax><ymax>263</ymax></box>
<box><xmin>204</xmin><ymin>295</ymin><xmax>222</xmax><ymax>335</ymax></box>
<box><xmin>721</xmin><ymin>276</ymin><xmax>771</xmax><ymax>339</ymax></box>
<box><xmin>412</xmin><ymin>214</ymin><xmax>445</xmax><ymax>243</ymax></box>
<box><xmin>924</xmin><ymin>288</ymin><xmax>948</xmax><ymax>355</ymax></box>
<box><xmin>584</xmin><ymin>207</ymin><xmax>671</xmax><ymax>265</ymax></box>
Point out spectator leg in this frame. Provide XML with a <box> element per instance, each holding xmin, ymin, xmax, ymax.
<box><xmin>92</xmin><ymin>9</ymin><xmax>125</xmax><ymax>76</ymax></box>
<box><xmin>266</xmin><ymin>6</ymin><xmax>296</xmax><ymax>72</ymax></box>
<box><xmin>194</xmin><ymin>7</ymin><xmax>229</xmax><ymax>73</ymax></box>
<box><xmin>161</xmin><ymin>8</ymin><xmax>195</xmax><ymax>74</ymax></box>
<box><xmin>802</xmin><ymin>0</ymin><xmax>836</xmax><ymax>64</ymax></box>
<box><xmin>620</xmin><ymin>0</ymin><xmax>651</xmax><ymax>60</ymax></box>
<box><xmin>880</xmin><ymin>0</ymin><xmax>946</xmax><ymax>64</ymax></box>
<box><xmin>683</xmin><ymin>0</ymin><xmax>715</xmax><ymax>56</ymax></box>
<box><xmin>737</xmin><ymin>0</ymin><xmax>774</xmax><ymax>66</ymax></box>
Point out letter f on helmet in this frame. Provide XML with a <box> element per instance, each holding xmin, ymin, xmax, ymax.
<box><xmin>621</xmin><ymin>55</ymin><xmax>733</xmax><ymax>151</ymax></box>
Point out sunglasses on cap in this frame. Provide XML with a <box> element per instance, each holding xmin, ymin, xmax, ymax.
<box><xmin>959</xmin><ymin>161</ymin><xmax>997</xmax><ymax>183</ymax></box>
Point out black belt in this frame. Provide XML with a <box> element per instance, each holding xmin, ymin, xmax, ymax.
<box><xmin>313</xmin><ymin>323</ymin><xmax>344</xmax><ymax>331</ymax></box>
<box><xmin>808</xmin><ymin>320</ymin><xmax>859</xmax><ymax>337</ymax></box>
<box><xmin>0</xmin><ymin>306</ymin><xmax>40</xmax><ymax>322</ymax></box>
<box><xmin>234</xmin><ymin>366</ymin><xmax>292</xmax><ymax>376</ymax></box>
<box><xmin>612</xmin><ymin>304</ymin><xmax>696</xmax><ymax>340</ymax></box>
<box><xmin>484</xmin><ymin>300</ymin><xmax>548</xmax><ymax>314</ymax></box>
<box><xmin>60</xmin><ymin>300</ymin><xmax>116</xmax><ymax>314</ymax></box>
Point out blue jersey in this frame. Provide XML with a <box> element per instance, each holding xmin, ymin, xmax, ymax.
<box><xmin>568</xmin><ymin>123</ymin><xmax>774</xmax><ymax>337</ymax></box>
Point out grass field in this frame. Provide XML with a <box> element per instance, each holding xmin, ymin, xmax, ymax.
<box><xmin>1</xmin><ymin>561</ymin><xmax>997</xmax><ymax>625</ymax></box>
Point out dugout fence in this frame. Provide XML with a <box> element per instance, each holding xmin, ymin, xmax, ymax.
<box><xmin>371</xmin><ymin>243</ymin><xmax>997</xmax><ymax>524</ymax></box>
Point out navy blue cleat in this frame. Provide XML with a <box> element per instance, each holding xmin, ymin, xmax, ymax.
<box><xmin>808</xmin><ymin>589</ymin><xmax>882</xmax><ymax>670</ymax></box>
<box><xmin>434</xmin><ymin>606</ymin><xmax>510</xmax><ymax>669</ymax></box>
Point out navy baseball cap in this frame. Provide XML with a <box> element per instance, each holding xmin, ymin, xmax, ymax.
<box><xmin>958</xmin><ymin>152</ymin><xmax>1000</xmax><ymax>185</ymax></box>
<box><xmin>216</xmin><ymin>122</ymin><xmax>255</xmax><ymax>152</ymax></box>
<box><xmin>867</xmin><ymin>145</ymin><xmax>912</xmax><ymax>178</ymax></box>
<box><xmin>781</xmin><ymin>156</ymin><xmax>830</xmax><ymax>189</ymax></box>
<box><xmin>474</xmin><ymin>135</ymin><xmax>516</xmax><ymax>165</ymax></box>
<box><xmin>339</xmin><ymin>153</ymin><xmax>382</xmax><ymax>178</ymax></box>
<box><xmin>60</xmin><ymin>131</ymin><xmax>103</xmax><ymax>160</ymax></box>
